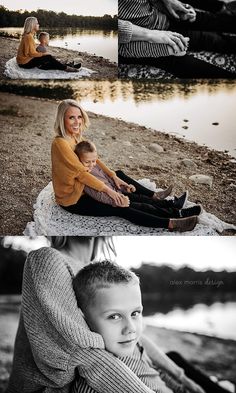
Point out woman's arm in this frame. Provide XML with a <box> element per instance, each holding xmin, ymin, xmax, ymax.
<box><xmin>141</xmin><ymin>335</ymin><xmax>184</xmax><ymax>380</ymax></box>
<box><xmin>52</xmin><ymin>138</ymin><xmax>107</xmax><ymax>192</ymax></box>
<box><xmin>141</xmin><ymin>335</ymin><xmax>205</xmax><ymax>393</ymax></box>
<box><xmin>118</xmin><ymin>19</ymin><xmax>188</xmax><ymax>54</ymax></box>
<box><xmin>22</xmin><ymin>247</ymin><xmax>154</xmax><ymax>393</ymax></box>
<box><xmin>24</xmin><ymin>34</ymin><xmax>46</xmax><ymax>58</ymax></box>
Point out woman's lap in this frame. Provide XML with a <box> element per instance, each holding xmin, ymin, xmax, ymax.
<box><xmin>61</xmin><ymin>195</ymin><xmax>170</xmax><ymax>229</ymax></box>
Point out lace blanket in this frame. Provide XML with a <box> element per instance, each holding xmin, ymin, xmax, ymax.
<box><xmin>4</xmin><ymin>57</ymin><xmax>95</xmax><ymax>79</ymax></box>
<box><xmin>24</xmin><ymin>181</ymin><xmax>236</xmax><ymax>236</ymax></box>
<box><xmin>119</xmin><ymin>52</ymin><xmax>236</xmax><ymax>79</ymax></box>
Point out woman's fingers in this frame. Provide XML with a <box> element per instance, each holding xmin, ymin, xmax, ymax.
<box><xmin>149</xmin><ymin>31</ymin><xmax>189</xmax><ymax>54</ymax></box>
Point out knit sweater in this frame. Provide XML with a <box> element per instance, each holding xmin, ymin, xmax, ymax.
<box><xmin>7</xmin><ymin>247</ymin><xmax>155</xmax><ymax>393</ymax></box>
<box><xmin>16</xmin><ymin>33</ymin><xmax>44</xmax><ymax>64</ymax></box>
<box><xmin>72</xmin><ymin>345</ymin><xmax>174</xmax><ymax>393</ymax></box>
<box><xmin>51</xmin><ymin>137</ymin><xmax>115</xmax><ymax>206</ymax></box>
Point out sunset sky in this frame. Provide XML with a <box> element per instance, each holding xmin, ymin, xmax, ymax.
<box><xmin>0</xmin><ymin>0</ymin><xmax>117</xmax><ymax>16</ymax></box>
<box><xmin>3</xmin><ymin>236</ymin><xmax>236</xmax><ymax>272</ymax></box>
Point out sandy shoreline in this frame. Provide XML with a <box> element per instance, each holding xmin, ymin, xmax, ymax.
<box><xmin>0</xmin><ymin>36</ymin><xmax>117</xmax><ymax>79</ymax></box>
<box><xmin>0</xmin><ymin>92</ymin><xmax>236</xmax><ymax>235</ymax></box>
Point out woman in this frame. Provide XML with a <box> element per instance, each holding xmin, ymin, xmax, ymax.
<box><xmin>118</xmin><ymin>0</ymin><xmax>236</xmax><ymax>78</ymax></box>
<box><xmin>51</xmin><ymin>99</ymin><xmax>201</xmax><ymax>233</ymax></box>
<box><xmin>7</xmin><ymin>237</ymin><xmax>229</xmax><ymax>393</ymax></box>
<box><xmin>16</xmin><ymin>17</ymin><xmax>78</xmax><ymax>72</ymax></box>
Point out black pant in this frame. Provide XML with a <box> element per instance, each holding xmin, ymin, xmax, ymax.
<box><xmin>119</xmin><ymin>7</ymin><xmax>236</xmax><ymax>78</ymax></box>
<box><xmin>119</xmin><ymin>52</ymin><xmax>235</xmax><ymax>78</ymax></box>
<box><xmin>61</xmin><ymin>170</ymin><xmax>171</xmax><ymax>229</ymax></box>
<box><xmin>167</xmin><ymin>352</ymin><xmax>231</xmax><ymax>393</ymax></box>
<box><xmin>19</xmin><ymin>55</ymin><xmax>67</xmax><ymax>70</ymax></box>
<box><xmin>117</xmin><ymin>170</ymin><xmax>180</xmax><ymax>218</ymax></box>
<box><xmin>186</xmin><ymin>0</ymin><xmax>224</xmax><ymax>12</ymax></box>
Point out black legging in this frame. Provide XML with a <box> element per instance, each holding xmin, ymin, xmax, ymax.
<box><xmin>119</xmin><ymin>7</ymin><xmax>236</xmax><ymax>78</ymax></box>
<box><xmin>18</xmin><ymin>55</ymin><xmax>67</xmax><ymax>71</ymax></box>
<box><xmin>61</xmin><ymin>170</ymin><xmax>171</xmax><ymax>229</ymax></box>
<box><xmin>167</xmin><ymin>352</ymin><xmax>231</xmax><ymax>393</ymax></box>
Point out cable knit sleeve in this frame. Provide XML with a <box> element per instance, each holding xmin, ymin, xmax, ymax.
<box><xmin>10</xmin><ymin>247</ymin><xmax>154</xmax><ymax>393</ymax></box>
<box><xmin>118</xmin><ymin>19</ymin><xmax>133</xmax><ymax>43</ymax></box>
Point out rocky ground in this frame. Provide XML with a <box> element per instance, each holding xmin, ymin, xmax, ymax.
<box><xmin>0</xmin><ymin>36</ymin><xmax>117</xmax><ymax>79</ymax></box>
<box><xmin>0</xmin><ymin>92</ymin><xmax>235</xmax><ymax>235</ymax></box>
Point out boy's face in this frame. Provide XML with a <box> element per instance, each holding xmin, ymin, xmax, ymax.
<box><xmin>41</xmin><ymin>35</ymin><xmax>49</xmax><ymax>45</ymax></box>
<box><xmin>80</xmin><ymin>151</ymin><xmax>97</xmax><ymax>172</ymax></box>
<box><xmin>85</xmin><ymin>282</ymin><xmax>143</xmax><ymax>357</ymax></box>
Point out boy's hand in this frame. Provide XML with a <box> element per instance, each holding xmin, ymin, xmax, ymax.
<box><xmin>125</xmin><ymin>184</ymin><xmax>136</xmax><ymax>193</ymax></box>
<box><xmin>112</xmin><ymin>175</ymin><xmax>129</xmax><ymax>190</ymax></box>
<box><xmin>179</xmin><ymin>4</ymin><xmax>196</xmax><ymax>22</ymax></box>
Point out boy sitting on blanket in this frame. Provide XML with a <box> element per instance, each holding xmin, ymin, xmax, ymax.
<box><xmin>74</xmin><ymin>140</ymin><xmax>202</xmax><ymax>218</ymax></box>
<box><xmin>72</xmin><ymin>261</ymin><xmax>205</xmax><ymax>393</ymax></box>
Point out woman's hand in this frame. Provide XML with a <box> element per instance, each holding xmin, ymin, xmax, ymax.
<box><xmin>112</xmin><ymin>175</ymin><xmax>129</xmax><ymax>190</ymax></box>
<box><xmin>182</xmin><ymin>374</ymin><xmax>205</xmax><ymax>393</ymax></box>
<box><xmin>104</xmin><ymin>186</ymin><xmax>130</xmax><ymax>207</ymax></box>
<box><xmin>146</xmin><ymin>30</ymin><xmax>189</xmax><ymax>54</ymax></box>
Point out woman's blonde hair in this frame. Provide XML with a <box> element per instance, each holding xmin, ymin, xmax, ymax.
<box><xmin>48</xmin><ymin>236</ymin><xmax>116</xmax><ymax>261</ymax></box>
<box><xmin>54</xmin><ymin>99</ymin><xmax>90</xmax><ymax>139</ymax></box>
<box><xmin>23</xmin><ymin>17</ymin><xmax>38</xmax><ymax>35</ymax></box>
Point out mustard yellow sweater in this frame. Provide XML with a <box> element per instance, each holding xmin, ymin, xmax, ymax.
<box><xmin>51</xmin><ymin>137</ymin><xmax>115</xmax><ymax>206</ymax></box>
<box><xmin>17</xmin><ymin>33</ymin><xmax>44</xmax><ymax>64</ymax></box>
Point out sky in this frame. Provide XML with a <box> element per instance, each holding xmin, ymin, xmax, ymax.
<box><xmin>0</xmin><ymin>0</ymin><xmax>117</xmax><ymax>16</ymax></box>
<box><xmin>3</xmin><ymin>236</ymin><xmax>236</xmax><ymax>272</ymax></box>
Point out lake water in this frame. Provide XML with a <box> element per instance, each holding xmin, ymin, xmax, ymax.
<box><xmin>0</xmin><ymin>296</ymin><xmax>235</xmax><ymax>346</ymax></box>
<box><xmin>78</xmin><ymin>80</ymin><xmax>236</xmax><ymax>158</ymax></box>
<box><xmin>0</xmin><ymin>27</ymin><xmax>117</xmax><ymax>62</ymax></box>
<box><xmin>144</xmin><ymin>301</ymin><xmax>236</xmax><ymax>341</ymax></box>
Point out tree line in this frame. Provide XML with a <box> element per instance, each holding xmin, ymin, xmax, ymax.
<box><xmin>132</xmin><ymin>263</ymin><xmax>236</xmax><ymax>294</ymax></box>
<box><xmin>0</xmin><ymin>240</ymin><xmax>235</xmax><ymax>294</ymax></box>
<box><xmin>0</xmin><ymin>6</ymin><xmax>117</xmax><ymax>29</ymax></box>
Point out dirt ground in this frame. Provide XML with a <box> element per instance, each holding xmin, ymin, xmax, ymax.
<box><xmin>0</xmin><ymin>92</ymin><xmax>235</xmax><ymax>235</ymax></box>
<box><xmin>0</xmin><ymin>36</ymin><xmax>117</xmax><ymax>79</ymax></box>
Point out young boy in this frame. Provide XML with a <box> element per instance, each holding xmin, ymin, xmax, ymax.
<box><xmin>36</xmin><ymin>32</ymin><xmax>50</xmax><ymax>53</ymax></box>
<box><xmin>36</xmin><ymin>32</ymin><xmax>82</xmax><ymax>69</ymax></box>
<box><xmin>72</xmin><ymin>261</ymin><xmax>205</xmax><ymax>393</ymax></box>
<box><xmin>74</xmin><ymin>140</ymin><xmax>202</xmax><ymax>219</ymax></box>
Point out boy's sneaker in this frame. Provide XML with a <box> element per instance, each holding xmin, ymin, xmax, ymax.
<box><xmin>180</xmin><ymin>204</ymin><xmax>203</xmax><ymax>218</ymax></box>
<box><xmin>74</xmin><ymin>62</ymin><xmax>82</xmax><ymax>69</ymax></box>
<box><xmin>173</xmin><ymin>191</ymin><xmax>188</xmax><ymax>209</ymax></box>
<box><xmin>169</xmin><ymin>216</ymin><xmax>198</xmax><ymax>232</ymax></box>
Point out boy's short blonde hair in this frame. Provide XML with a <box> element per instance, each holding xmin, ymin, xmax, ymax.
<box><xmin>38</xmin><ymin>32</ymin><xmax>49</xmax><ymax>41</ymax></box>
<box><xmin>73</xmin><ymin>260</ymin><xmax>140</xmax><ymax>313</ymax></box>
<box><xmin>74</xmin><ymin>140</ymin><xmax>97</xmax><ymax>160</ymax></box>
<box><xmin>54</xmin><ymin>99</ymin><xmax>90</xmax><ymax>139</ymax></box>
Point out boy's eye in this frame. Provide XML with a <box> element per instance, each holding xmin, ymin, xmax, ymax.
<box><xmin>132</xmin><ymin>310</ymin><xmax>142</xmax><ymax>318</ymax></box>
<box><xmin>108</xmin><ymin>314</ymin><xmax>121</xmax><ymax>321</ymax></box>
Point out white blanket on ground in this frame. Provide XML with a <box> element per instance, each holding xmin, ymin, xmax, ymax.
<box><xmin>24</xmin><ymin>181</ymin><xmax>236</xmax><ymax>236</ymax></box>
<box><xmin>4</xmin><ymin>57</ymin><xmax>95</xmax><ymax>79</ymax></box>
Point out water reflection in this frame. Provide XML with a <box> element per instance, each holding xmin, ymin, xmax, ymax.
<box><xmin>0</xmin><ymin>80</ymin><xmax>235</xmax><ymax>156</ymax></box>
<box><xmin>144</xmin><ymin>301</ymin><xmax>236</xmax><ymax>340</ymax></box>
<box><xmin>0</xmin><ymin>27</ymin><xmax>117</xmax><ymax>62</ymax></box>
